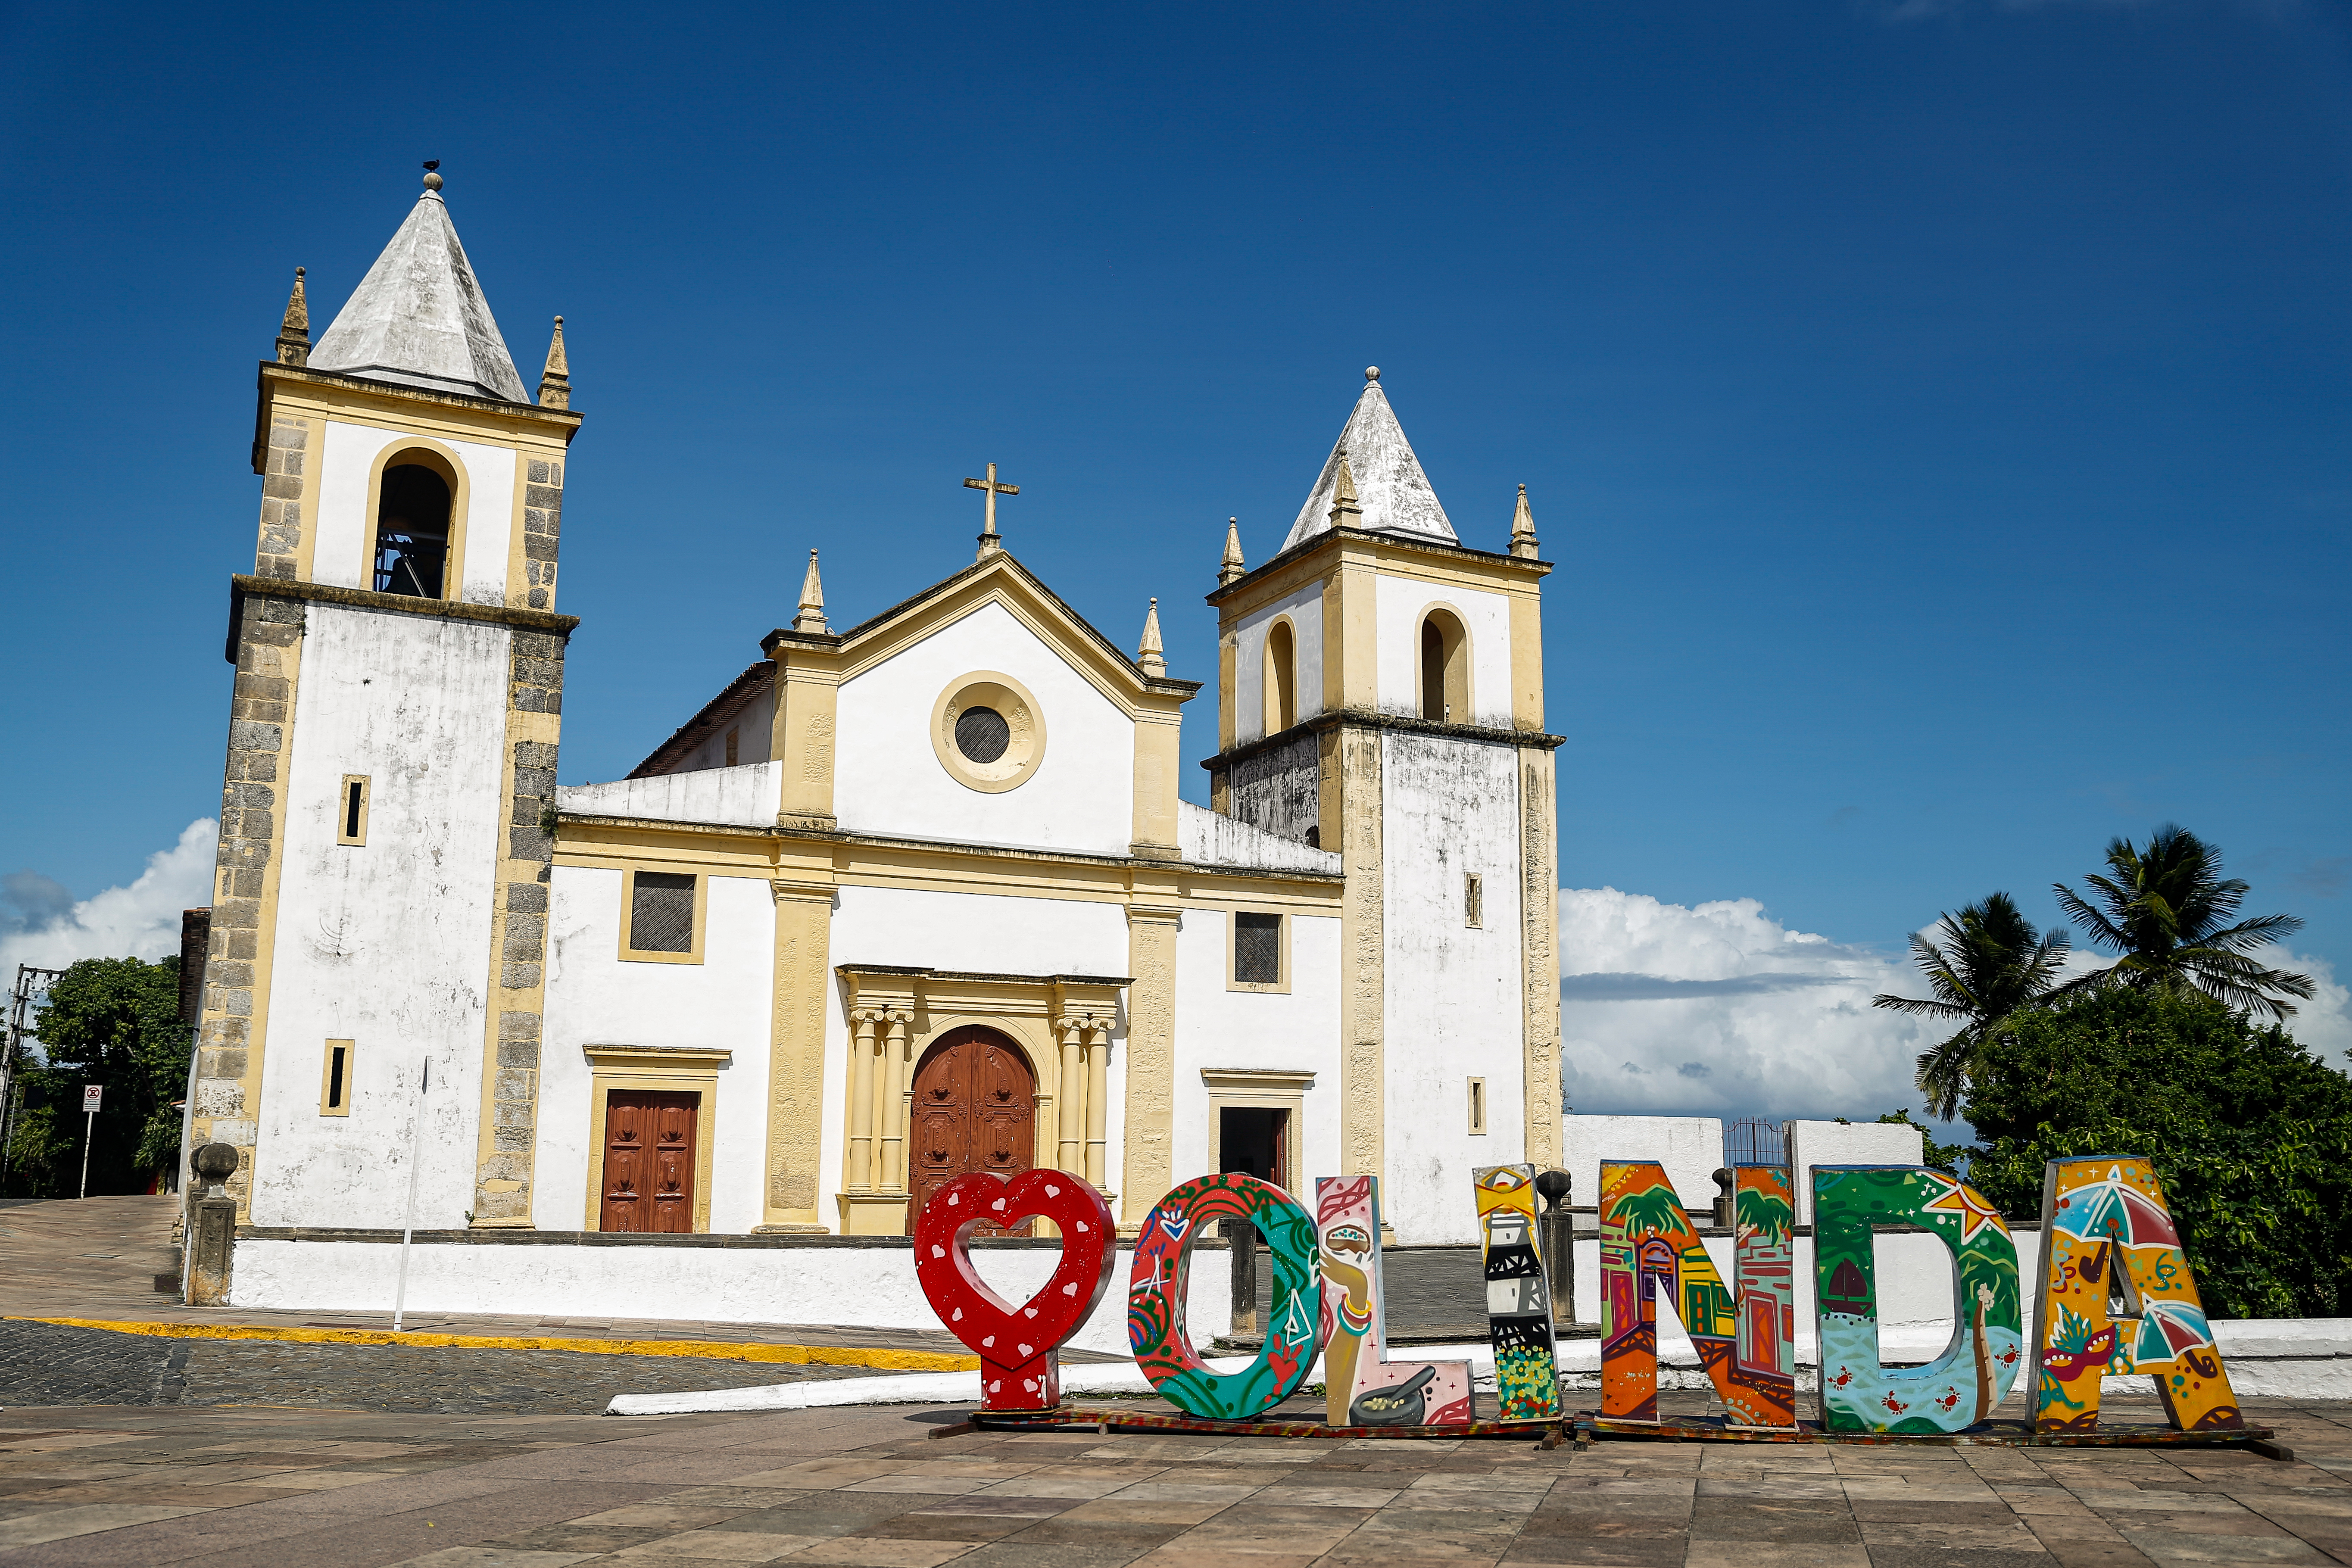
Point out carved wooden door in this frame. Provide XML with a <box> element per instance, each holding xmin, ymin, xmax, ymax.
<box><xmin>601</xmin><ymin>1089</ymin><xmax>698</xmax><ymax>1233</ymax></box>
<box><xmin>909</xmin><ymin>1027</ymin><xmax>1035</xmax><ymax>1236</ymax></box>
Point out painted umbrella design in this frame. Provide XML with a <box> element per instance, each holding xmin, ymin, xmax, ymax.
<box><xmin>2051</xmin><ymin>1167</ymin><xmax>2181</xmax><ymax>1248</ymax></box>
<box><xmin>2134</xmin><ymin>1300</ymin><xmax>2215</xmax><ymax>1364</ymax></box>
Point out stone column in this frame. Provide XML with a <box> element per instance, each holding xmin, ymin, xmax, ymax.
<box><xmin>1083</xmin><ymin>1021</ymin><xmax>1112</xmax><ymax>1192</ymax></box>
<box><xmin>1054</xmin><ymin>1017</ymin><xmax>1086</xmax><ymax>1176</ymax></box>
<box><xmin>1120</xmin><ymin>906</ymin><xmax>1182</xmax><ymax>1229</ymax></box>
<box><xmin>877</xmin><ymin>1010</ymin><xmax>912</xmax><ymax>1196</ymax></box>
<box><xmin>845</xmin><ymin>1010</ymin><xmax>879</xmax><ymax>1194</ymax></box>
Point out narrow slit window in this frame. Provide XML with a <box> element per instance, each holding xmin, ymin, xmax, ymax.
<box><xmin>724</xmin><ymin>727</ymin><xmax>739</xmax><ymax>766</ymax></box>
<box><xmin>338</xmin><ymin>775</ymin><xmax>370</xmax><ymax>846</ymax></box>
<box><xmin>1468</xmin><ymin>1077</ymin><xmax>1488</xmax><ymax>1135</ymax></box>
<box><xmin>320</xmin><ymin>1039</ymin><xmax>354</xmax><ymax>1116</ymax></box>
<box><xmin>1465</xmin><ymin>873</ymin><xmax>1483</xmax><ymax>928</ymax></box>
<box><xmin>625</xmin><ymin>870</ymin><xmax>699</xmax><ymax>958</ymax></box>
<box><xmin>1234</xmin><ymin>911</ymin><xmax>1282</xmax><ymax>986</ymax></box>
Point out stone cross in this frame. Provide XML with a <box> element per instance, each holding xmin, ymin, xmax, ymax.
<box><xmin>964</xmin><ymin>462</ymin><xmax>1019</xmax><ymax>558</ymax></box>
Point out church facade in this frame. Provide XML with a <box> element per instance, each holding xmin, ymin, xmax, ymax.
<box><xmin>190</xmin><ymin>175</ymin><xmax>1563</xmax><ymax>1263</ymax></box>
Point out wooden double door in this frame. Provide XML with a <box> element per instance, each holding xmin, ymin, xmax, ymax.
<box><xmin>600</xmin><ymin>1089</ymin><xmax>698</xmax><ymax>1232</ymax></box>
<box><xmin>909</xmin><ymin>1026</ymin><xmax>1036</xmax><ymax>1235</ymax></box>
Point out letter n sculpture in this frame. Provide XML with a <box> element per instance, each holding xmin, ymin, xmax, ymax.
<box><xmin>1599</xmin><ymin>1160</ymin><xmax>1796</xmax><ymax>1427</ymax></box>
<box><xmin>2033</xmin><ymin>1157</ymin><xmax>2242</xmax><ymax>1434</ymax></box>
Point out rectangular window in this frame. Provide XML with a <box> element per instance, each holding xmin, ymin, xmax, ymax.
<box><xmin>621</xmin><ymin>869</ymin><xmax>704</xmax><ymax>963</ymax></box>
<box><xmin>320</xmin><ymin>1039</ymin><xmax>354</xmax><ymax>1116</ymax></box>
<box><xmin>1464</xmin><ymin>873</ymin><xmax>1483</xmax><ymax>929</ymax></box>
<box><xmin>1468</xmin><ymin>1077</ymin><xmax>1488</xmax><ymax>1135</ymax></box>
<box><xmin>724</xmin><ymin>727</ymin><xmax>739</xmax><ymax>766</ymax></box>
<box><xmin>1233</xmin><ymin>911</ymin><xmax>1282</xmax><ymax>987</ymax></box>
<box><xmin>338</xmin><ymin>775</ymin><xmax>370</xmax><ymax>846</ymax></box>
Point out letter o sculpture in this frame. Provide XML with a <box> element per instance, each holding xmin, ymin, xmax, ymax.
<box><xmin>1128</xmin><ymin>1172</ymin><xmax>1323</xmax><ymax>1419</ymax></box>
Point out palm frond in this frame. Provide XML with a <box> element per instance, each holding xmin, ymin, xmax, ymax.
<box><xmin>1874</xmin><ymin>992</ymin><xmax>1971</xmax><ymax>1018</ymax></box>
<box><xmin>2053</xmin><ymin>882</ymin><xmax>2128</xmax><ymax>951</ymax></box>
<box><xmin>2196</xmin><ymin>912</ymin><xmax>2306</xmax><ymax>954</ymax></box>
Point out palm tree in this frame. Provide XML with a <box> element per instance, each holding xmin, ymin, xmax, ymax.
<box><xmin>1873</xmin><ymin>893</ymin><xmax>2071</xmax><ymax>1120</ymax></box>
<box><xmin>2054</xmin><ymin>823</ymin><xmax>2314</xmax><ymax>1019</ymax></box>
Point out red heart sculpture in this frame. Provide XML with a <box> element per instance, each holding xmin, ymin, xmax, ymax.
<box><xmin>913</xmin><ymin>1169</ymin><xmax>1117</xmax><ymax>1411</ymax></box>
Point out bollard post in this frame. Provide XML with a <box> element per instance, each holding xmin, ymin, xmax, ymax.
<box><xmin>1535</xmin><ymin>1168</ymin><xmax>1575</xmax><ymax>1329</ymax></box>
<box><xmin>185</xmin><ymin>1143</ymin><xmax>240</xmax><ymax>1307</ymax></box>
<box><xmin>1229</xmin><ymin>1216</ymin><xmax>1259</xmax><ymax>1338</ymax></box>
<box><xmin>1712</xmin><ymin>1167</ymin><xmax>1737</xmax><ymax>1230</ymax></box>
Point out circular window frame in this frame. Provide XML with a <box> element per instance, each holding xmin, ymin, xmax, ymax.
<box><xmin>930</xmin><ymin>671</ymin><xmax>1047</xmax><ymax>794</ymax></box>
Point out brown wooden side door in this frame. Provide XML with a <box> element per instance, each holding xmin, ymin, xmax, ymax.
<box><xmin>908</xmin><ymin>1027</ymin><xmax>1036</xmax><ymax>1236</ymax></box>
<box><xmin>601</xmin><ymin>1089</ymin><xmax>699</xmax><ymax>1233</ymax></box>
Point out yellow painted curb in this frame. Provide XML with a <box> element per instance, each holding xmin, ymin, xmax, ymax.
<box><xmin>7</xmin><ymin>1317</ymin><xmax>978</xmax><ymax>1372</ymax></box>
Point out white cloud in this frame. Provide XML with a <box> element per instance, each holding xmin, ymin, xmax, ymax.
<box><xmin>1555</xmin><ymin>886</ymin><xmax>2352</xmax><ymax>1132</ymax></box>
<box><xmin>0</xmin><ymin>820</ymin><xmax>218</xmax><ymax>975</ymax></box>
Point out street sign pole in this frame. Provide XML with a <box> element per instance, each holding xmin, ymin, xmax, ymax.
<box><xmin>78</xmin><ymin>1084</ymin><xmax>101</xmax><ymax>1200</ymax></box>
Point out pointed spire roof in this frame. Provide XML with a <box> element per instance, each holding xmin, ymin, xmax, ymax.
<box><xmin>275</xmin><ymin>268</ymin><xmax>311</xmax><ymax>366</ymax></box>
<box><xmin>1137</xmin><ymin>597</ymin><xmax>1166</xmax><ymax>677</ymax></box>
<box><xmin>1218</xmin><ymin>517</ymin><xmax>1246</xmax><ymax>587</ymax></box>
<box><xmin>310</xmin><ymin>171</ymin><xmax>529</xmax><ymax>402</ymax></box>
<box><xmin>1510</xmin><ymin>483</ymin><xmax>1539</xmax><ymax>559</ymax></box>
<box><xmin>1280</xmin><ymin>367</ymin><xmax>1457</xmax><ymax>552</ymax></box>
<box><xmin>537</xmin><ymin>316</ymin><xmax>570</xmax><ymax>409</ymax></box>
<box><xmin>793</xmin><ymin>549</ymin><xmax>829</xmax><ymax>633</ymax></box>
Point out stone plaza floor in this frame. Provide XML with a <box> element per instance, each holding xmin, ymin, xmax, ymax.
<box><xmin>1</xmin><ymin>1393</ymin><xmax>2351</xmax><ymax>1566</ymax></box>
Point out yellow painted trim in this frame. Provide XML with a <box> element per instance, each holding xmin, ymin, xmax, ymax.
<box><xmin>1129</xmin><ymin>707</ymin><xmax>1182</xmax><ymax>857</ymax></box>
<box><xmin>929</xmin><ymin>671</ymin><xmax>1047</xmax><ymax>795</ymax></box>
<box><xmin>1518</xmin><ymin>750</ymin><xmax>1562</xmax><ymax>1168</ymax></box>
<box><xmin>618</xmin><ymin>865</ymin><xmax>710</xmax><ymax>965</ymax></box>
<box><xmin>1509</xmin><ymin>588</ymin><xmax>1546</xmax><ymax>733</ymax></box>
<box><xmin>318</xmin><ymin>1039</ymin><xmax>354</xmax><ymax>1118</ymax></box>
<box><xmin>1200</xmin><ymin>1069</ymin><xmax>1313</xmax><ymax>1194</ymax></box>
<box><xmin>1411</xmin><ymin>600</ymin><xmax>1474</xmax><ymax>726</ymax></box>
<box><xmin>335</xmin><ymin>774</ymin><xmax>370</xmax><ymax>847</ymax></box>
<box><xmin>357</xmin><ymin>437</ymin><xmax>470</xmax><ymax>605</ymax></box>
<box><xmin>765</xmin><ymin>875</ymin><xmax>837</xmax><ymax>1229</ymax></box>
<box><xmin>582</xmin><ymin>1045</ymin><xmax>729</xmax><ymax>1233</ymax></box>
<box><xmin>1118</xmin><ymin>904</ymin><xmax>1182</xmax><ymax>1229</ymax></box>
<box><xmin>771</xmin><ymin>643</ymin><xmax>841</xmax><ymax>829</ymax></box>
<box><xmin>1222</xmin><ymin>904</ymin><xmax>1294</xmax><ymax>995</ymax></box>
<box><xmin>1261</xmin><ymin>613</ymin><xmax>1301</xmax><ymax>736</ymax></box>
<box><xmin>6</xmin><ymin>1317</ymin><xmax>976</xmax><ymax>1371</ymax></box>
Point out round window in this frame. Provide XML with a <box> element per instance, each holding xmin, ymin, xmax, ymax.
<box><xmin>930</xmin><ymin>674</ymin><xmax>1046</xmax><ymax>793</ymax></box>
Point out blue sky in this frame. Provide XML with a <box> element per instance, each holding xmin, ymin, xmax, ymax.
<box><xmin>2</xmin><ymin>2</ymin><xmax>2346</xmax><ymax>1116</ymax></box>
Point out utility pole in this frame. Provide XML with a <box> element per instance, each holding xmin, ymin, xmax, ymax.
<box><xmin>0</xmin><ymin>966</ymin><xmax>64</xmax><ymax>1197</ymax></box>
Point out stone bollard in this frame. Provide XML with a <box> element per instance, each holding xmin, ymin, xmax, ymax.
<box><xmin>186</xmin><ymin>1143</ymin><xmax>240</xmax><ymax>1307</ymax></box>
<box><xmin>1229</xmin><ymin>1217</ymin><xmax>1259</xmax><ymax>1338</ymax></box>
<box><xmin>1712</xmin><ymin>1167</ymin><xmax>1737</xmax><ymax>1230</ymax></box>
<box><xmin>1535</xmin><ymin>1168</ymin><xmax>1574</xmax><ymax>1329</ymax></box>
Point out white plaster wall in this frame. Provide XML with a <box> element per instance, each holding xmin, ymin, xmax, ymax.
<box><xmin>1178</xmin><ymin>802</ymin><xmax>1341</xmax><ymax>874</ymax></box>
<box><xmin>313</xmin><ymin>420</ymin><xmax>519</xmax><ymax>604</ymax></box>
<box><xmin>556</xmin><ymin>763</ymin><xmax>782</xmax><ymax>828</ymax></box>
<box><xmin>1787</xmin><ymin>1122</ymin><xmax>1931</xmax><ymax>1222</ymax></box>
<box><xmin>1380</xmin><ymin>732</ymin><xmax>1525</xmax><ymax>1244</ymax></box>
<box><xmin>540</xmin><ymin>867</ymin><xmax>779</xmax><ymax>1234</ymax></box>
<box><xmin>232</xmin><ymin>1238</ymin><xmax>1227</xmax><ymax>1359</ymax></box>
<box><xmin>821</xmin><ymin>887</ymin><xmax>1133</xmax><ymax>1223</ymax></box>
<box><xmin>1170</xmin><ymin>910</ymin><xmax>1343</xmax><ymax>1196</ymax></box>
<box><xmin>1560</xmin><ymin>1114</ymin><xmax>1726</xmax><ymax>1213</ymax></box>
<box><xmin>662</xmin><ymin>687</ymin><xmax>777</xmax><ymax>774</ymax></box>
<box><xmin>1231</xmin><ymin>585</ymin><xmax>1326</xmax><ymax>746</ymax></box>
<box><xmin>1373</xmin><ymin>575</ymin><xmax>1513</xmax><ymax>726</ymax></box>
<box><xmin>250</xmin><ymin>603</ymin><xmax>510</xmax><ymax>1229</ymax></box>
<box><xmin>833</xmin><ymin>602</ymin><xmax>1132</xmax><ymax>856</ymax></box>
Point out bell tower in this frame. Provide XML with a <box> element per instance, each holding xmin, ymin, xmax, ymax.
<box><xmin>1204</xmin><ymin>368</ymin><xmax>1560</xmax><ymax>1244</ymax></box>
<box><xmin>192</xmin><ymin>170</ymin><xmax>583</xmax><ymax>1230</ymax></box>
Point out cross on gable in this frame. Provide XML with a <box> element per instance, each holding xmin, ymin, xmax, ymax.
<box><xmin>964</xmin><ymin>462</ymin><xmax>1019</xmax><ymax>557</ymax></box>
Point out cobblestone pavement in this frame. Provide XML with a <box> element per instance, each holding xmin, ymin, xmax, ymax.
<box><xmin>0</xmin><ymin>1393</ymin><xmax>2347</xmax><ymax>1566</ymax></box>
<box><xmin>0</xmin><ymin>1320</ymin><xmax>884</xmax><ymax>1416</ymax></box>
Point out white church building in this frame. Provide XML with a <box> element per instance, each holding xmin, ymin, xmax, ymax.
<box><xmin>189</xmin><ymin>173</ymin><xmax>1563</xmax><ymax>1311</ymax></box>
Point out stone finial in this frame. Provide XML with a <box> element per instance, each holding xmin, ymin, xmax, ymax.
<box><xmin>1365</xmin><ymin>365</ymin><xmax>1380</xmax><ymax>382</ymax></box>
<box><xmin>1218</xmin><ymin>517</ymin><xmax>1245</xmax><ymax>587</ymax></box>
<box><xmin>1325</xmin><ymin>452</ymin><xmax>1363</xmax><ymax>529</ymax></box>
<box><xmin>1138</xmin><ymin>597</ymin><xmax>1166</xmax><ymax>677</ymax></box>
<box><xmin>793</xmin><ymin>549</ymin><xmax>829</xmax><ymax>633</ymax></box>
<box><xmin>275</xmin><ymin>267</ymin><xmax>311</xmax><ymax>366</ymax></box>
<box><xmin>537</xmin><ymin>316</ymin><xmax>571</xmax><ymax>409</ymax></box>
<box><xmin>1509</xmin><ymin>482</ymin><xmax>1539</xmax><ymax>559</ymax></box>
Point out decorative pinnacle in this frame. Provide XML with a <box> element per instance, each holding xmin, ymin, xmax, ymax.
<box><xmin>422</xmin><ymin>160</ymin><xmax>443</xmax><ymax>192</ymax></box>
<box><xmin>1365</xmin><ymin>366</ymin><xmax>1379</xmax><ymax>382</ymax></box>
<box><xmin>793</xmin><ymin>549</ymin><xmax>829</xmax><ymax>633</ymax></box>
<box><xmin>537</xmin><ymin>316</ymin><xmax>571</xmax><ymax>409</ymax></box>
<box><xmin>1138</xmin><ymin>597</ymin><xmax>1166</xmax><ymax>677</ymax></box>
<box><xmin>1326</xmin><ymin>452</ymin><xmax>1362</xmax><ymax>528</ymax></box>
<box><xmin>275</xmin><ymin>266</ymin><xmax>311</xmax><ymax>367</ymax></box>
<box><xmin>1218</xmin><ymin>517</ymin><xmax>1245</xmax><ymax>587</ymax></box>
<box><xmin>1509</xmin><ymin>482</ymin><xmax>1539</xmax><ymax>559</ymax></box>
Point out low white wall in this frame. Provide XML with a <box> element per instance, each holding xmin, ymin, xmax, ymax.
<box><xmin>1560</xmin><ymin>1115</ymin><xmax>1723</xmax><ymax>1212</ymax></box>
<box><xmin>556</xmin><ymin>762</ymin><xmax>782</xmax><ymax>827</ymax></box>
<box><xmin>1787</xmin><ymin>1120</ymin><xmax>1928</xmax><ymax>1222</ymax></box>
<box><xmin>231</xmin><ymin>1238</ymin><xmax>1226</xmax><ymax>1360</ymax></box>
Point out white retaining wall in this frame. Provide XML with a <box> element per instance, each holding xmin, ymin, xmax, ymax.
<box><xmin>1787</xmin><ymin>1120</ymin><xmax>1928</xmax><ymax>1222</ymax></box>
<box><xmin>1560</xmin><ymin>1115</ymin><xmax>1724</xmax><ymax>1212</ymax></box>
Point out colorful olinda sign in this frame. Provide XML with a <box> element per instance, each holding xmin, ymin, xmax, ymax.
<box><xmin>914</xmin><ymin>1155</ymin><xmax>2243</xmax><ymax>1435</ymax></box>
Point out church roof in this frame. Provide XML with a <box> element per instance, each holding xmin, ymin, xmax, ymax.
<box><xmin>1279</xmin><ymin>369</ymin><xmax>1457</xmax><ymax>552</ymax></box>
<box><xmin>309</xmin><ymin>178</ymin><xmax>530</xmax><ymax>402</ymax></box>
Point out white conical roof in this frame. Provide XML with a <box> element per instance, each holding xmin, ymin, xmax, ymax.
<box><xmin>310</xmin><ymin>184</ymin><xmax>528</xmax><ymax>402</ymax></box>
<box><xmin>1279</xmin><ymin>371</ymin><xmax>1457</xmax><ymax>552</ymax></box>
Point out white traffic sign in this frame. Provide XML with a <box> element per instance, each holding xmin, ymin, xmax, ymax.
<box><xmin>81</xmin><ymin>1085</ymin><xmax>102</xmax><ymax>1113</ymax></box>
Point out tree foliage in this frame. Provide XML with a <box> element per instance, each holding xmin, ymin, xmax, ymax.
<box><xmin>1872</xmin><ymin>892</ymin><xmax>2072</xmax><ymax>1119</ymax></box>
<box><xmin>2055</xmin><ymin>823</ymin><xmax>2315</xmax><ymax>1019</ymax></box>
<box><xmin>9</xmin><ymin>956</ymin><xmax>190</xmax><ymax>1197</ymax></box>
<box><xmin>1960</xmin><ymin>987</ymin><xmax>2352</xmax><ymax>1319</ymax></box>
